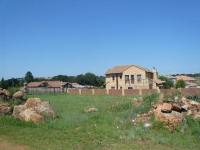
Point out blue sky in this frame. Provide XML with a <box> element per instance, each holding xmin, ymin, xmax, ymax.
<box><xmin>0</xmin><ymin>0</ymin><xmax>200</xmax><ymax>79</ymax></box>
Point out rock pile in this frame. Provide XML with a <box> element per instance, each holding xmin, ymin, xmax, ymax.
<box><xmin>0</xmin><ymin>103</ymin><xmax>12</xmax><ymax>116</ymax></box>
<box><xmin>0</xmin><ymin>89</ymin><xmax>11</xmax><ymax>100</ymax></box>
<box><xmin>134</xmin><ymin>97</ymin><xmax>200</xmax><ymax>130</ymax></box>
<box><xmin>13</xmin><ymin>91</ymin><xmax>24</xmax><ymax>99</ymax></box>
<box><xmin>13</xmin><ymin>98</ymin><xmax>56</xmax><ymax>123</ymax></box>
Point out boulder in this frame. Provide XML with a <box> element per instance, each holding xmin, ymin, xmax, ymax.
<box><xmin>154</xmin><ymin>103</ymin><xmax>184</xmax><ymax>130</ymax></box>
<box><xmin>25</xmin><ymin>98</ymin><xmax>42</xmax><ymax>108</ymax></box>
<box><xmin>85</xmin><ymin>107</ymin><xmax>98</xmax><ymax>113</ymax></box>
<box><xmin>2</xmin><ymin>89</ymin><xmax>11</xmax><ymax>97</ymax></box>
<box><xmin>18</xmin><ymin>109</ymin><xmax>44</xmax><ymax>123</ymax></box>
<box><xmin>161</xmin><ymin>103</ymin><xmax>172</xmax><ymax>113</ymax></box>
<box><xmin>13</xmin><ymin>105</ymin><xmax>27</xmax><ymax>118</ymax></box>
<box><xmin>13</xmin><ymin>97</ymin><xmax>56</xmax><ymax>123</ymax></box>
<box><xmin>13</xmin><ymin>91</ymin><xmax>24</xmax><ymax>99</ymax></box>
<box><xmin>0</xmin><ymin>103</ymin><xmax>12</xmax><ymax>116</ymax></box>
<box><xmin>172</xmin><ymin>103</ymin><xmax>182</xmax><ymax>112</ymax></box>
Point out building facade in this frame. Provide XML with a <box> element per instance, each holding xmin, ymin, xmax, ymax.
<box><xmin>105</xmin><ymin>65</ymin><xmax>162</xmax><ymax>90</ymax></box>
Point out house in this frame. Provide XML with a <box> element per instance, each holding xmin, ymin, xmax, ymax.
<box><xmin>26</xmin><ymin>81</ymin><xmax>88</xmax><ymax>93</ymax></box>
<box><xmin>26</xmin><ymin>81</ymin><xmax>73</xmax><ymax>93</ymax></box>
<box><xmin>167</xmin><ymin>75</ymin><xmax>199</xmax><ymax>88</ymax></box>
<box><xmin>105</xmin><ymin>65</ymin><xmax>163</xmax><ymax>90</ymax></box>
<box><xmin>71</xmin><ymin>83</ymin><xmax>85</xmax><ymax>89</ymax></box>
<box><xmin>175</xmin><ymin>75</ymin><xmax>198</xmax><ymax>88</ymax></box>
<box><xmin>176</xmin><ymin>75</ymin><xmax>196</xmax><ymax>83</ymax></box>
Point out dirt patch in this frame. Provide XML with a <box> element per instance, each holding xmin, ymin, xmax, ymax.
<box><xmin>0</xmin><ymin>138</ymin><xmax>28</xmax><ymax>150</ymax></box>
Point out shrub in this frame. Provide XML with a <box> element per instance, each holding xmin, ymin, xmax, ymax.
<box><xmin>175</xmin><ymin>80</ymin><xmax>186</xmax><ymax>89</ymax></box>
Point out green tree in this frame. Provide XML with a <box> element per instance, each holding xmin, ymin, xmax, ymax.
<box><xmin>25</xmin><ymin>71</ymin><xmax>34</xmax><ymax>83</ymax></box>
<box><xmin>52</xmin><ymin>75</ymin><xmax>69</xmax><ymax>82</ymax></box>
<box><xmin>159</xmin><ymin>76</ymin><xmax>174</xmax><ymax>89</ymax></box>
<box><xmin>175</xmin><ymin>80</ymin><xmax>186</xmax><ymax>88</ymax></box>
<box><xmin>0</xmin><ymin>78</ymin><xmax>6</xmax><ymax>89</ymax></box>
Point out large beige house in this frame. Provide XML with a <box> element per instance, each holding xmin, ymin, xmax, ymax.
<box><xmin>105</xmin><ymin>65</ymin><xmax>163</xmax><ymax>90</ymax></box>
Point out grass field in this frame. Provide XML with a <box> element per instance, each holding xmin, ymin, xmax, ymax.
<box><xmin>0</xmin><ymin>94</ymin><xmax>200</xmax><ymax>150</ymax></box>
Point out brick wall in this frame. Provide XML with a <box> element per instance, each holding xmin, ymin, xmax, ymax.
<box><xmin>142</xmin><ymin>89</ymin><xmax>158</xmax><ymax>95</ymax></box>
<box><xmin>94</xmin><ymin>89</ymin><xmax>107</xmax><ymax>95</ymax></box>
<box><xmin>124</xmin><ymin>89</ymin><xmax>140</xmax><ymax>96</ymax></box>
<box><xmin>181</xmin><ymin>88</ymin><xmax>200</xmax><ymax>96</ymax></box>
<box><xmin>160</xmin><ymin>89</ymin><xmax>179</xmax><ymax>96</ymax></box>
<box><xmin>67</xmin><ymin>88</ymin><xmax>200</xmax><ymax>97</ymax></box>
<box><xmin>68</xmin><ymin>89</ymin><xmax>80</xmax><ymax>95</ymax></box>
<box><xmin>81</xmin><ymin>89</ymin><xmax>93</xmax><ymax>95</ymax></box>
<box><xmin>109</xmin><ymin>89</ymin><xmax>122</xmax><ymax>96</ymax></box>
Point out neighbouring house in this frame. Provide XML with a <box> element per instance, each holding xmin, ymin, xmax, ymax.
<box><xmin>176</xmin><ymin>75</ymin><xmax>196</xmax><ymax>83</ymax></box>
<box><xmin>105</xmin><ymin>65</ymin><xmax>164</xmax><ymax>90</ymax></box>
<box><xmin>26</xmin><ymin>81</ymin><xmax>73</xmax><ymax>93</ymax></box>
<box><xmin>71</xmin><ymin>83</ymin><xmax>86</xmax><ymax>89</ymax></box>
<box><xmin>176</xmin><ymin>75</ymin><xmax>198</xmax><ymax>88</ymax></box>
<box><xmin>26</xmin><ymin>81</ymin><xmax>87</xmax><ymax>93</ymax></box>
<box><xmin>168</xmin><ymin>75</ymin><xmax>199</xmax><ymax>88</ymax></box>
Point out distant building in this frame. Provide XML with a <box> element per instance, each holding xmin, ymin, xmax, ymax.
<box><xmin>105</xmin><ymin>65</ymin><xmax>164</xmax><ymax>90</ymax></box>
<box><xmin>168</xmin><ymin>75</ymin><xmax>199</xmax><ymax>88</ymax></box>
<box><xmin>26</xmin><ymin>81</ymin><xmax>85</xmax><ymax>93</ymax></box>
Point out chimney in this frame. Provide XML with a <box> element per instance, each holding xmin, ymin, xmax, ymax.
<box><xmin>152</xmin><ymin>67</ymin><xmax>158</xmax><ymax>80</ymax></box>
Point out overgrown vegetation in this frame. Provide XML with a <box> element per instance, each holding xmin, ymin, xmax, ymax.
<box><xmin>52</xmin><ymin>73</ymin><xmax>105</xmax><ymax>87</ymax></box>
<box><xmin>175</xmin><ymin>80</ymin><xmax>186</xmax><ymax>88</ymax></box>
<box><xmin>0</xmin><ymin>94</ymin><xmax>199</xmax><ymax>150</ymax></box>
<box><xmin>159</xmin><ymin>76</ymin><xmax>174</xmax><ymax>89</ymax></box>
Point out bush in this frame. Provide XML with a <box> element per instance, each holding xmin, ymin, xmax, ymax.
<box><xmin>175</xmin><ymin>80</ymin><xmax>186</xmax><ymax>89</ymax></box>
<box><xmin>159</xmin><ymin>76</ymin><xmax>174</xmax><ymax>89</ymax></box>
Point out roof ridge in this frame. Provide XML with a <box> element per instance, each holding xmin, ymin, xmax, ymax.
<box><xmin>106</xmin><ymin>64</ymin><xmax>152</xmax><ymax>75</ymax></box>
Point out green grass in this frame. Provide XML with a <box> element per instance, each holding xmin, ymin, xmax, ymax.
<box><xmin>0</xmin><ymin>94</ymin><xmax>199</xmax><ymax>150</ymax></box>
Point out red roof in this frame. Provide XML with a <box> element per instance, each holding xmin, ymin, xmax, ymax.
<box><xmin>106</xmin><ymin>65</ymin><xmax>153</xmax><ymax>75</ymax></box>
<box><xmin>27</xmin><ymin>81</ymin><xmax>71</xmax><ymax>88</ymax></box>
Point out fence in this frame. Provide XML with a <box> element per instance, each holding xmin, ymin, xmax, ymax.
<box><xmin>27</xmin><ymin>87</ymin><xmax>200</xmax><ymax>96</ymax></box>
<box><xmin>27</xmin><ymin>87</ymin><xmax>67</xmax><ymax>94</ymax></box>
<box><xmin>67</xmin><ymin>88</ymin><xmax>200</xmax><ymax>96</ymax></box>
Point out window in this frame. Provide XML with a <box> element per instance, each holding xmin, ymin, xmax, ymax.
<box><xmin>120</xmin><ymin>86</ymin><xmax>122</xmax><ymax>89</ymax></box>
<box><xmin>125</xmin><ymin>75</ymin><xmax>129</xmax><ymax>84</ymax></box>
<box><xmin>131</xmin><ymin>75</ymin><xmax>134</xmax><ymax>84</ymax></box>
<box><xmin>111</xmin><ymin>86</ymin><xmax>115</xmax><ymax>89</ymax></box>
<box><xmin>112</xmin><ymin>76</ymin><xmax>115</xmax><ymax>81</ymax></box>
<box><xmin>119</xmin><ymin>75</ymin><xmax>122</xmax><ymax>79</ymax></box>
<box><xmin>137</xmin><ymin>74</ymin><xmax>142</xmax><ymax>83</ymax></box>
<box><xmin>128</xmin><ymin>87</ymin><xmax>133</xmax><ymax>89</ymax></box>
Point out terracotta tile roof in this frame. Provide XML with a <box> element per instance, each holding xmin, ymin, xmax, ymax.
<box><xmin>27</xmin><ymin>81</ymin><xmax>45</xmax><ymax>88</ymax></box>
<box><xmin>176</xmin><ymin>75</ymin><xmax>196</xmax><ymax>81</ymax></box>
<box><xmin>27</xmin><ymin>81</ymin><xmax>71</xmax><ymax>88</ymax></box>
<box><xmin>105</xmin><ymin>65</ymin><xmax>152</xmax><ymax>75</ymax></box>
<box><xmin>47</xmin><ymin>81</ymin><xmax>63</xmax><ymax>88</ymax></box>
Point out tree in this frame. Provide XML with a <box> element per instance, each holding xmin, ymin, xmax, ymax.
<box><xmin>159</xmin><ymin>76</ymin><xmax>174</xmax><ymax>89</ymax></box>
<box><xmin>25</xmin><ymin>71</ymin><xmax>34</xmax><ymax>83</ymax></box>
<box><xmin>0</xmin><ymin>78</ymin><xmax>6</xmax><ymax>89</ymax></box>
<box><xmin>52</xmin><ymin>75</ymin><xmax>69</xmax><ymax>82</ymax></box>
<box><xmin>175</xmin><ymin>80</ymin><xmax>186</xmax><ymax>89</ymax></box>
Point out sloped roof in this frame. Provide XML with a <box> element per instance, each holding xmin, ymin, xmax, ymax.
<box><xmin>27</xmin><ymin>81</ymin><xmax>71</xmax><ymax>88</ymax></box>
<box><xmin>176</xmin><ymin>75</ymin><xmax>196</xmax><ymax>81</ymax></box>
<box><xmin>27</xmin><ymin>81</ymin><xmax>45</xmax><ymax>88</ymax></box>
<box><xmin>47</xmin><ymin>81</ymin><xmax>63</xmax><ymax>88</ymax></box>
<box><xmin>105</xmin><ymin>65</ymin><xmax>152</xmax><ymax>75</ymax></box>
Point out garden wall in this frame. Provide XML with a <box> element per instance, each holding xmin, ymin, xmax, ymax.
<box><xmin>27</xmin><ymin>87</ymin><xmax>200</xmax><ymax>96</ymax></box>
<box><xmin>67</xmin><ymin>88</ymin><xmax>200</xmax><ymax>96</ymax></box>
